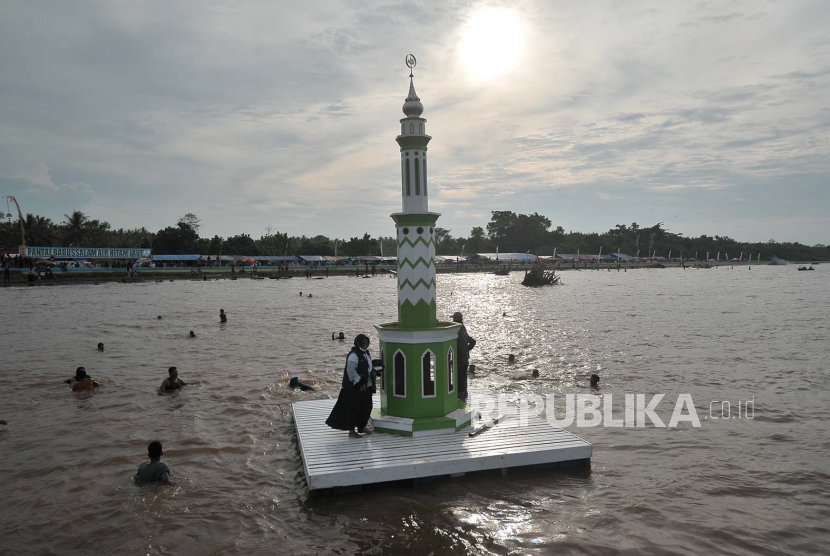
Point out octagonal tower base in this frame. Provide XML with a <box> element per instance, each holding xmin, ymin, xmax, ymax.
<box><xmin>373</xmin><ymin>321</ymin><xmax>472</xmax><ymax>437</ymax></box>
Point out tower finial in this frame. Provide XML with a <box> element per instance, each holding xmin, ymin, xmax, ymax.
<box><xmin>402</xmin><ymin>53</ymin><xmax>423</xmax><ymax>117</ymax></box>
<box><xmin>405</xmin><ymin>53</ymin><xmax>416</xmax><ymax>78</ymax></box>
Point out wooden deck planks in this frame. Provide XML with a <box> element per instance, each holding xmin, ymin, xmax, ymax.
<box><xmin>293</xmin><ymin>391</ymin><xmax>592</xmax><ymax>490</ymax></box>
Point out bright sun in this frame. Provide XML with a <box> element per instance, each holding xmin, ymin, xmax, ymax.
<box><xmin>459</xmin><ymin>7</ymin><xmax>527</xmax><ymax>81</ymax></box>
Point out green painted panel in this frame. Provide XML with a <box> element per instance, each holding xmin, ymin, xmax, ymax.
<box><xmin>395</xmin><ymin>135</ymin><xmax>431</xmax><ymax>150</ymax></box>
<box><xmin>399</xmin><ymin>299</ymin><xmax>436</xmax><ymax>328</ymax></box>
<box><xmin>392</xmin><ymin>214</ymin><xmax>440</xmax><ymax>226</ymax></box>
<box><xmin>377</xmin><ymin>338</ymin><xmax>459</xmax><ymax>419</ymax></box>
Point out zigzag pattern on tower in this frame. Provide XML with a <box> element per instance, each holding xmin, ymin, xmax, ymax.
<box><xmin>397</xmin><ymin>264</ymin><xmax>434</xmax><ymax>287</ymax></box>
<box><xmin>398</xmin><ymin>256</ymin><xmax>434</xmax><ymax>269</ymax></box>
<box><xmin>398</xmin><ymin>283</ymin><xmax>436</xmax><ymax>306</ymax></box>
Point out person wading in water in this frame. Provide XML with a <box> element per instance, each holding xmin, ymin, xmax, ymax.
<box><xmin>158</xmin><ymin>367</ymin><xmax>187</xmax><ymax>395</ymax></box>
<box><xmin>326</xmin><ymin>334</ymin><xmax>374</xmax><ymax>438</ymax></box>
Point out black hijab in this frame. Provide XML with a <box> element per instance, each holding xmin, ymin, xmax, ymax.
<box><xmin>353</xmin><ymin>334</ymin><xmax>370</xmax><ymax>348</ymax></box>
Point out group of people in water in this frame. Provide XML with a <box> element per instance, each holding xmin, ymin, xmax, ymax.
<box><xmin>60</xmin><ymin>360</ymin><xmax>183</xmax><ymax>483</ymax></box>
<box><xmin>64</xmin><ymin>364</ymin><xmax>188</xmax><ymax>395</ymax></box>
<box><xmin>58</xmin><ymin>311</ymin><xmax>231</xmax><ymax>484</ymax></box>
<box><xmin>54</xmin><ymin>306</ymin><xmax>600</xmax><ymax>483</ymax></box>
<box><xmin>64</xmin><ymin>364</ymin><xmax>187</xmax><ymax>483</ymax></box>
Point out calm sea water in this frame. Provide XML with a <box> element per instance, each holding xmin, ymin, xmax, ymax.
<box><xmin>1</xmin><ymin>266</ymin><xmax>828</xmax><ymax>555</ymax></box>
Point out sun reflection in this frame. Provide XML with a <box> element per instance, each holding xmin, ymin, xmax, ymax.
<box><xmin>459</xmin><ymin>7</ymin><xmax>527</xmax><ymax>82</ymax></box>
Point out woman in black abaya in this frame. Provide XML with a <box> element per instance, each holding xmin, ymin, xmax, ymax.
<box><xmin>326</xmin><ymin>334</ymin><xmax>374</xmax><ymax>438</ymax></box>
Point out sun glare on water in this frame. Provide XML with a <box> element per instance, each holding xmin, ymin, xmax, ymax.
<box><xmin>459</xmin><ymin>7</ymin><xmax>527</xmax><ymax>82</ymax></box>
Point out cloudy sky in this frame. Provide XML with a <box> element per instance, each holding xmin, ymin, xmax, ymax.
<box><xmin>1</xmin><ymin>0</ymin><xmax>828</xmax><ymax>244</ymax></box>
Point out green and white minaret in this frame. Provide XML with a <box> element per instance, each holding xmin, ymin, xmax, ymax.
<box><xmin>373</xmin><ymin>54</ymin><xmax>473</xmax><ymax>437</ymax></box>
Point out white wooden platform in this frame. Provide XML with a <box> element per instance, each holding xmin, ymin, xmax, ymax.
<box><xmin>293</xmin><ymin>391</ymin><xmax>593</xmax><ymax>491</ymax></box>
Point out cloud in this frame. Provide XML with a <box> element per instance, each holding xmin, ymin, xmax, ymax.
<box><xmin>4</xmin><ymin>163</ymin><xmax>94</xmax><ymax>196</ymax></box>
<box><xmin>681</xmin><ymin>12</ymin><xmax>746</xmax><ymax>27</ymax></box>
<box><xmin>0</xmin><ymin>0</ymin><xmax>827</xmax><ymax>244</ymax></box>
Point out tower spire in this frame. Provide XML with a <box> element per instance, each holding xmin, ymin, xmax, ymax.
<box><xmin>402</xmin><ymin>53</ymin><xmax>423</xmax><ymax>117</ymax></box>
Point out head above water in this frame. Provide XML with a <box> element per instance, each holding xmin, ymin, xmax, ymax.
<box><xmin>220</xmin><ymin>309</ymin><xmax>225</xmax><ymax>314</ymax></box>
<box><xmin>76</xmin><ymin>367</ymin><xmax>87</xmax><ymax>379</ymax></box>
<box><xmin>97</xmin><ymin>342</ymin><xmax>104</xmax><ymax>351</ymax></box>
<box><xmin>354</xmin><ymin>334</ymin><xmax>370</xmax><ymax>350</ymax></box>
<box><xmin>590</xmin><ymin>374</ymin><xmax>600</xmax><ymax>386</ymax></box>
<box><xmin>157</xmin><ymin>315</ymin><xmax>162</xmax><ymax>320</ymax></box>
<box><xmin>338</xmin><ymin>332</ymin><xmax>345</xmax><ymax>339</ymax></box>
<box><xmin>532</xmin><ymin>369</ymin><xmax>540</xmax><ymax>377</ymax></box>
<box><xmin>148</xmin><ymin>441</ymin><xmax>163</xmax><ymax>459</ymax></box>
<box><xmin>168</xmin><ymin>366</ymin><xmax>178</xmax><ymax>378</ymax></box>
<box><xmin>452</xmin><ymin>312</ymin><xmax>463</xmax><ymax>323</ymax></box>
<box><xmin>189</xmin><ymin>331</ymin><xmax>195</xmax><ymax>337</ymax></box>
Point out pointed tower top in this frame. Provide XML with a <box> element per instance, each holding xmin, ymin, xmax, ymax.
<box><xmin>402</xmin><ymin>53</ymin><xmax>424</xmax><ymax>117</ymax></box>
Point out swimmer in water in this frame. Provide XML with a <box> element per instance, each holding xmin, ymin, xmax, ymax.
<box><xmin>289</xmin><ymin>377</ymin><xmax>315</xmax><ymax>391</ymax></box>
<box><xmin>332</xmin><ymin>332</ymin><xmax>346</xmax><ymax>340</ymax></box>
<box><xmin>157</xmin><ymin>315</ymin><xmax>162</xmax><ymax>320</ymax></box>
<box><xmin>71</xmin><ymin>369</ymin><xmax>99</xmax><ymax>391</ymax></box>
<box><xmin>98</xmin><ymin>342</ymin><xmax>104</xmax><ymax>351</ymax></box>
<box><xmin>65</xmin><ymin>366</ymin><xmax>99</xmax><ymax>388</ymax></box>
<box><xmin>219</xmin><ymin>309</ymin><xmax>227</xmax><ymax>323</ymax></box>
<box><xmin>590</xmin><ymin>374</ymin><xmax>600</xmax><ymax>388</ymax></box>
<box><xmin>134</xmin><ymin>441</ymin><xmax>174</xmax><ymax>486</ymax></box>
<box><xmin>508</xmin><ymin>354</ymin><xmax>516</xmax><ymax>363</ymax></box>
<box><xmin>158</xmin><ymin>367</ymin><xmax>187</xmax><ymax>395</ymax></box>
<box><xmin>189</xmin><ymin>330</ymin><xmax>196</xmax><ymax>338</ymax></box>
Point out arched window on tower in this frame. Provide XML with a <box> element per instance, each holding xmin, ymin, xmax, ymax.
<box><xmin>394</xmin><ymin>350</ymin><xmax>406</xmax><ymax>397</ymax></box>
<box><xmin>401</xmin><ymin>158</ymin><xmax>406</xmax><ymax>197</ymax></box>
<box><xmin>380</xmin><ymin>347</ymin><xmax>385</xmax><ymax>392</ymax></box>
<box><xmin>422</xmin><ymin>158</ymin><xmax>427</xmax><ymax>196</ymax></box>
<box><xmin>414</xmin><ymin>156</ymin><xmax>420</xmax><ymax>195</ymax></box>
<box><xmin>405</xmin><ymin>158</ymin><xmax>411</xmax><ymax>196</ymax></box>
<box><xmin>419</xmin><ymin>123</ymin><xmax>423</xmax><ymax>134</ymax></box>
<box><xmin>447</xmin><ymin>348</ymin><xmax>454</xmax><ymax>393</ymax></box>
<box><xmin>421</xmin><ymin>350</ymin><xmax>435</xmax><ymax>397</ymax></box>
<box><xmin>410</xmin><ymin>123</ymin><xmax>414</xmax><ymax>134</ymax></box>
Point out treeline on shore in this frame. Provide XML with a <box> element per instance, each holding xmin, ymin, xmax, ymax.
<box><xmin>2</xmin><ymin>210</ymin><xmax>828</xmax><ymax>261</ymax></box>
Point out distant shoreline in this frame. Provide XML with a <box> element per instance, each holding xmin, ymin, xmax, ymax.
<box><xmin>2</xmin><ymin>260</ymin><xmax>820</xmax><ymax>288</ymax></box>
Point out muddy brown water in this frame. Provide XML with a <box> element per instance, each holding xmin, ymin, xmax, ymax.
<box><xmin>1</xmin><ymin>266</ymin><xmax>828</xmax><ymax>555</ymax></box>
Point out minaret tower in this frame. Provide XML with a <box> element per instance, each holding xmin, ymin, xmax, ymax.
<box><xmin>373</xmin><ymin>54</ymin><xmax>473</xmax><ymax>437</ymax></box>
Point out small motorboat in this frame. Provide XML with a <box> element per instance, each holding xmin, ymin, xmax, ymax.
<box><xmin>797</xmin><ymin>266</ymin><xmax>815</xmax><ymax>271</ymax></box>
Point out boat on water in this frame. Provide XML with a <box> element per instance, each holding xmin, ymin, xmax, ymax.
<box><xmin>798</xmin><ymin>266</ymin><xmax>815</xmax><ymax>271</ymax></box>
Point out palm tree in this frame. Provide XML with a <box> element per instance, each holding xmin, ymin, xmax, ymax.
<box><xmin>24</xmin><ymin>214</ymin><xmax>57</xmax><ymax>246</ymax></box>
<box><xmin>63</xmin><ymin>210</ymin><xmax>89</xmax><ymax>246</ymax></box>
